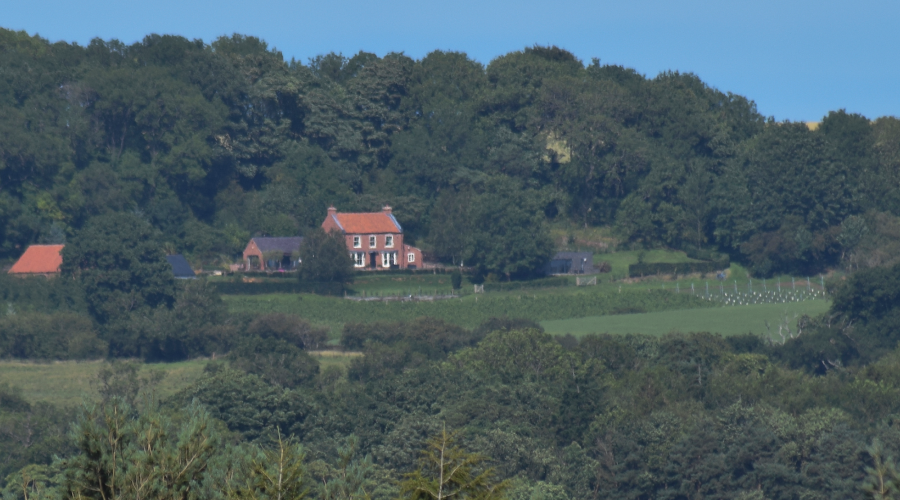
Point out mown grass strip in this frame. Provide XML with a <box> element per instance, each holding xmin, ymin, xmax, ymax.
<box><xmin>223</xmin><ymin>288</ymin><xmax>714</xmax><ymax>330</ymax></box>
<box><xmin>541</xmin><ymin>299</ymin><xmax>831</xmax><ymax>337</ymax></box>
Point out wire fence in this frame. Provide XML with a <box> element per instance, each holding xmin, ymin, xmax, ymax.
<box><xmin>661</xmin><ymin>276</ymin><xmax>828</xmax><ymax>305</ymax></box>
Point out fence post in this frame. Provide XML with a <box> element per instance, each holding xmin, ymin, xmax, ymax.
<box><xmin>792</xmin><ymin>277</ymin><xmax>796</xmax><ymax>290</ymax></box>
<box><xmin>705</xmin><ymin>281</ymin><xmax>709</xmax><ymax>298</ymax></box>
<box><xmin>763</xmin><ymin>278</ymin><xmax>766</xmax><ymax>292</ymax></box>
<box><xmin>807</xmin><ymin>277</ymin><xmax>811</xmax><ymax>292</ymax></box>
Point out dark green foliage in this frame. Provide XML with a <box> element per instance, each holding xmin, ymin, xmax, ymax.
<box><xmin>341</xmin><ymin>317</ymin><xmax>475</xmax><ymax>354</ymax></box>
<box><xmin>451</xmin><ymin>270</ymin><xmax>462</xmax><ymax>290</ymax></box>
<box><xmin>298</xmin><ymin>228</ymin><xmax>355</xmax><ymax>284</ymax></box>
<box><xmin>61</xmin><ymin>213</ymin><xmax>176</xmax><ymax>324</ymax></box>
<box><xmin>7</xmin><ymin>28</ymin><xmax>900</xmax><ymax>500</ymax></box>
<box><xmin>213</xmin><ymin>280</ymin><xmax>345</xmax><ymax>295</ymax></box>
<box><xmin>628</xmin><ymin>259</ymin><xmax>728</xmax><ymax>277</ymax></box>
<box><xmin>246</xmin><ymin>312</ymin><xmax>329</xmax><ymax>350</ymax></box>
<box><xmin>0</xmin><ymin>383</ymin><xmax>73</xmax><ymax>479</ymax></box>
<box><xmin>831</xmin><ymin>261</ymin><xmax>900</xmax><ymax>323</ymax></box>
<box><xmin>177</xmin><ymin>365</ymin><xmax>315</xmax><ymax>441</ymax></box>
<box><xmin>343</xmin><ymin>317</ymin><xmax>477</xmax><ymax>381</ymax></box>
<box><xmin>229</xmin><ymin>336</ymin><xmax>320</xmax><ymax>388</ymax></box>
<box><xmin>0</xmin><ymin>274</ymin><xmax>86</xmax><ymax>315</ymax></box>
<box><xmin>1</xmin><ymin>29</ymin><xmax>894</xmax><ymax>276</ymax></box>
<box><xmin>0</xmin><ymin>312</ymin><xmax>105</xmax><ymax>360</ymax></box>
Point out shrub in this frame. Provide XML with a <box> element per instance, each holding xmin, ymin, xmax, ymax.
<box><xmin>0</xmin><ymin>312</ymin><xmax>106</xmax><ymax>360</ymax></box>
<box><xmin>228</xmin><ymin>337</ymin><xmax>320</xmax><ymax>388</ymax></box>
<box><xmin>451</xmin><ymin>270</ymin><xmax>462</xmax><ymax>290</ymax></box>
<box><xmin>246</xmin><ymin>313</ymin><xmax>329</xmax><ymax>350</ymax></box>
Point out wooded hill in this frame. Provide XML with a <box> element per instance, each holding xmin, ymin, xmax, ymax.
<box><xmin>2</xmin><ymin>28</ymin><xmax>899</xmax><ymax>277</ymax></box>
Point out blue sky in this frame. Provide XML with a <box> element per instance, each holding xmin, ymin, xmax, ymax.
<box><xmin>4</xmin><ymin>0</ymin><xmax>898</xmax><ymax>122</ymax></box>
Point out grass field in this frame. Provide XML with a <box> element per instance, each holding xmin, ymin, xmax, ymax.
<box><xmin>593</xmin><ymin>249</ymin><xmax>705</xmax><ymax>279</ymax></box>
<box><xmin>0</xmin><ymin>359</ymin><xmax>209</xmax><ymax>407</ymax></box>
<box><xmin>541</xmin><ymin>299</ymin><xmax>831</xmax><ymax>338</ymax></box>
<box><xmin>223</xmin><ymin>287</ymin><xmax>712</xmax><ymax>340</ymax></box>
<box><xmin>0</xmin><ymin>351</ymin><xmax>362</xmax><ymax>407</ymax></box>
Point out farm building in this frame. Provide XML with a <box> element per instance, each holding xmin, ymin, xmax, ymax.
<box><xmin>321</xmin><ymin>206</ymin><xmax>422</xmax><ymax>270</ymax></box>
<box><xmin>242</xmin><ymin>237</ymin><xmax>303</xmax><ymax>271</ymax></box>
<box><xmin>166</xmin><ymin>254</ymin><xmax>196</xmax><ymax>279</ymax></box>
<box><xmin>545</xmin><ymin>251</ymin><xmax>595</xmax><ymax>275</ymax></box>
<box><xmin>7</xmin><ymin>244</ymin><xmax>64</xmax><ymax>276</ymax></box>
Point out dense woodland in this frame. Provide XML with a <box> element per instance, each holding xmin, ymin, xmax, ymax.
<box><xmin>2</xmin><ymin>28</ymin><xmax>900</xmax><ymax>276</ymax></box>
<box><xmin>4</xmin><ymin>27</ymin><xmax>900</xmax><ymax>499</ymax></box>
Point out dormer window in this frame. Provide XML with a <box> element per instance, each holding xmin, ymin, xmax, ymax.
<box><xmin>369</xmin><ymin>235</ymin><xmax>376</xmax><ymax>248</ymax></box>
<box><xmin>385</xmin><ymin>235</ymin><xmax>394</xmax><ymax>248</ymax></box>
<box><xmin>353</xmin><ymin>236</ymin><xmax>361</xmax><ymax>248</ymax></box>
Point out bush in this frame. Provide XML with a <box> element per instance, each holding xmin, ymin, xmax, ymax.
<box><xmin>628</xmin><ymin>260</ymin><xmax>728</xmax><ymax>277</ymax></box>
<box><xmin>341</xmin><ymin>317</ymin><xmax>475</xmax><ymax>358</ymax></box>
<box><xmin>0</xmin><ymin>312</ymin><xmax>106</xmax><ymax>360</ymax></box>
<box><xmin>451</xmin><ymin>270</ymin><xmax>462</xmax><ymax>290</ymax></box>
<box><xmin>212</xmin><ymin>281</ymin><xmax>344</xmax><ymax>295</ymax></box>
<box><xmin>228</xmin><ymin>336</ymin><xmax>320</xmax><ymax>388</ymax></box>
<box><xmin>246</xmin><ymin>313</ymin><xmax>328</xmax><ymax>350</ymax></box>
<box><xmin>298</xmin><ymin>228</ymin><xmax>354</xmax><ymax>284</ymax></box>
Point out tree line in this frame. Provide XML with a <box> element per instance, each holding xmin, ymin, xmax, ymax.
<box><xmin>2</xmin><ymin>28</ymin><xmax>899</xmax><ymax>277</ymax></box>
<box><xmin>5</xmin><ymin>263</ymin><xmax>900</xmax><ymax>498</ymax></box>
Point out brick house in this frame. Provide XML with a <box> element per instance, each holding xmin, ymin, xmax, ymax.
<box><xmin>242</xmin><ymin>237</ymin><xmax>303</xmax><ymax>271</ymax></box>
<box><xmin>321</xmin><ymin>206</ymin><xmax>423</xmax><ymax>270</ymax></box>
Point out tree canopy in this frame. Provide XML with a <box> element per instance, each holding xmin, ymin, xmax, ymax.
<box><xmin>3</xmin><ymin>29</ymin><xmax>898</xmax><ymax>276</ymax></box>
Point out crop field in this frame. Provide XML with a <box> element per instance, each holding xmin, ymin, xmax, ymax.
<box><xmin>541</xmin><ymin>299</ymin><xmax>831</xmax><ymax>338</ymax></box>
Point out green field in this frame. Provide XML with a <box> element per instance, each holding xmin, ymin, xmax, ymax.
<box><xmin>593</xmin><ymin>249</ymin><xmax>705</xmax><ymax>279</ymax></box>
<box><xmin>541</xmin><ymin>299</ymin><xmax>831</xmax><ymax>338</ymax></box>
<box><xmin>223</xmin><ymin>287</ymin><xmax>712</xmax><ymax>339</ymax></box>
<box><xmin>0</xmin><ymin>359</ymin><xmax>209</xmax><ymax>407</ymax></box>
<box><xmin>0</xmin><ymin>352</ymin><xmax>361</xmax><ymax>407</ymax></box>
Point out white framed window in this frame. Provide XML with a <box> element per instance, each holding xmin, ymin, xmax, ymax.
<box><xmin>352</xmin><ymin>236</ymin><xmax>361</xmax><ymax>248</ymax></box>
<box><xmin>369</xmin><ymin>235</ymin><xmax>376</xmax><ymax>248</ymax></box>
<box><xmin>408</xmin><ymin>252</ymin><xmax>415</xmax><ymax>263</ymax></box>
<box><xmin>385</xmin><ymin>235</ymin><xmax>394</xmax><ymax>248</ymax></box>
<box><xmin>353</xmin><ymin>252</ymin><xmax>365</xmax><ymax>267</ymax></box>
<box><xmin>381</xmin><ymin>251</ymin><xmax>396</xmax><ymax>267</ymax></box>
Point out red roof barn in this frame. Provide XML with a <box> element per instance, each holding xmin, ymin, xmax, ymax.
<box><xmin>321</xmin><ymin>206</ymin><xmax>422</xmax><ymax>270</ymax></box>
<box><xmin>8</xmin><ymin>245</ymin><xmax>64</xmax><ymax>276</ymax></box>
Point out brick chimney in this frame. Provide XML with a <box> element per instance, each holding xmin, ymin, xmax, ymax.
<box><xmin>382</xmin><ymin>205</ymin><xmax>392</xmax><ymax>215</ymax></box>
<box><xmin>327</xmin><ymin>206</ymin><xmax>337</xmax><ymax>217</ymax></box>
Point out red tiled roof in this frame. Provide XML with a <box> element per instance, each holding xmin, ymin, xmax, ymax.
<box><xmin>330</xmin><ymin>212</ymin><xmax>401</xmax><ymax>234</ymax></box>
<box><xmin>8</xmin><ymin>245</ymin><xmax>64</xmax><ymax>274</ymax></box>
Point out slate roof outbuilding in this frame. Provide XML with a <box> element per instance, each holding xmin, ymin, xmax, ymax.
<box><xmin>251</xmin><ymin>237</ymin><xmax>304</xmax><ymax>254</ymax></box>
<box><xmin>166</xmin><ymin>254</ymin><xmax>196</xmax><ymax>279</ymax></box>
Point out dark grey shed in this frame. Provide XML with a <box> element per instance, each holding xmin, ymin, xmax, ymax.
<box><xmin>253</xmin><ymin>237</ymin><xmax>304</xmax><ymax>254</ymax></box>
<box><xmin>166</xmin><ymin>254</ymin><xmax>196</xmax><ymax>279</ymax></box>
<box><xmin>244</xmin><ymin>237</ymin><xmax>304</xmax><ymax>270</ymax></box>
<box><xmin>545</xmin><ymin>251</ymin><xmax>595</xmax><ymax>275</ymax></box>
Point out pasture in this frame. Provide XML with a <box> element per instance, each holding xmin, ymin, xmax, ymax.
<box><xmin>0</xmin><ymin>351</ymin><xmax>361</xmax><ymax>407</ymax></box>
<box><xmin>223</xmin><ymin>287</ymin><xmax>713</xmax><ymax>340</ymax></box>
<box><xmin>541</xmin><ymin>299</ymin><xmax>831</xmax><ymax>338</ymax></box>
<box><xmin>0</xmin><ymin>359</ymin><xmax>209</xmax><ymax>407</ymax></box>
<box><xmin>597</xmin><ymin>249</ymin><xmax>705</xmax><ymax>279</ymax></box>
